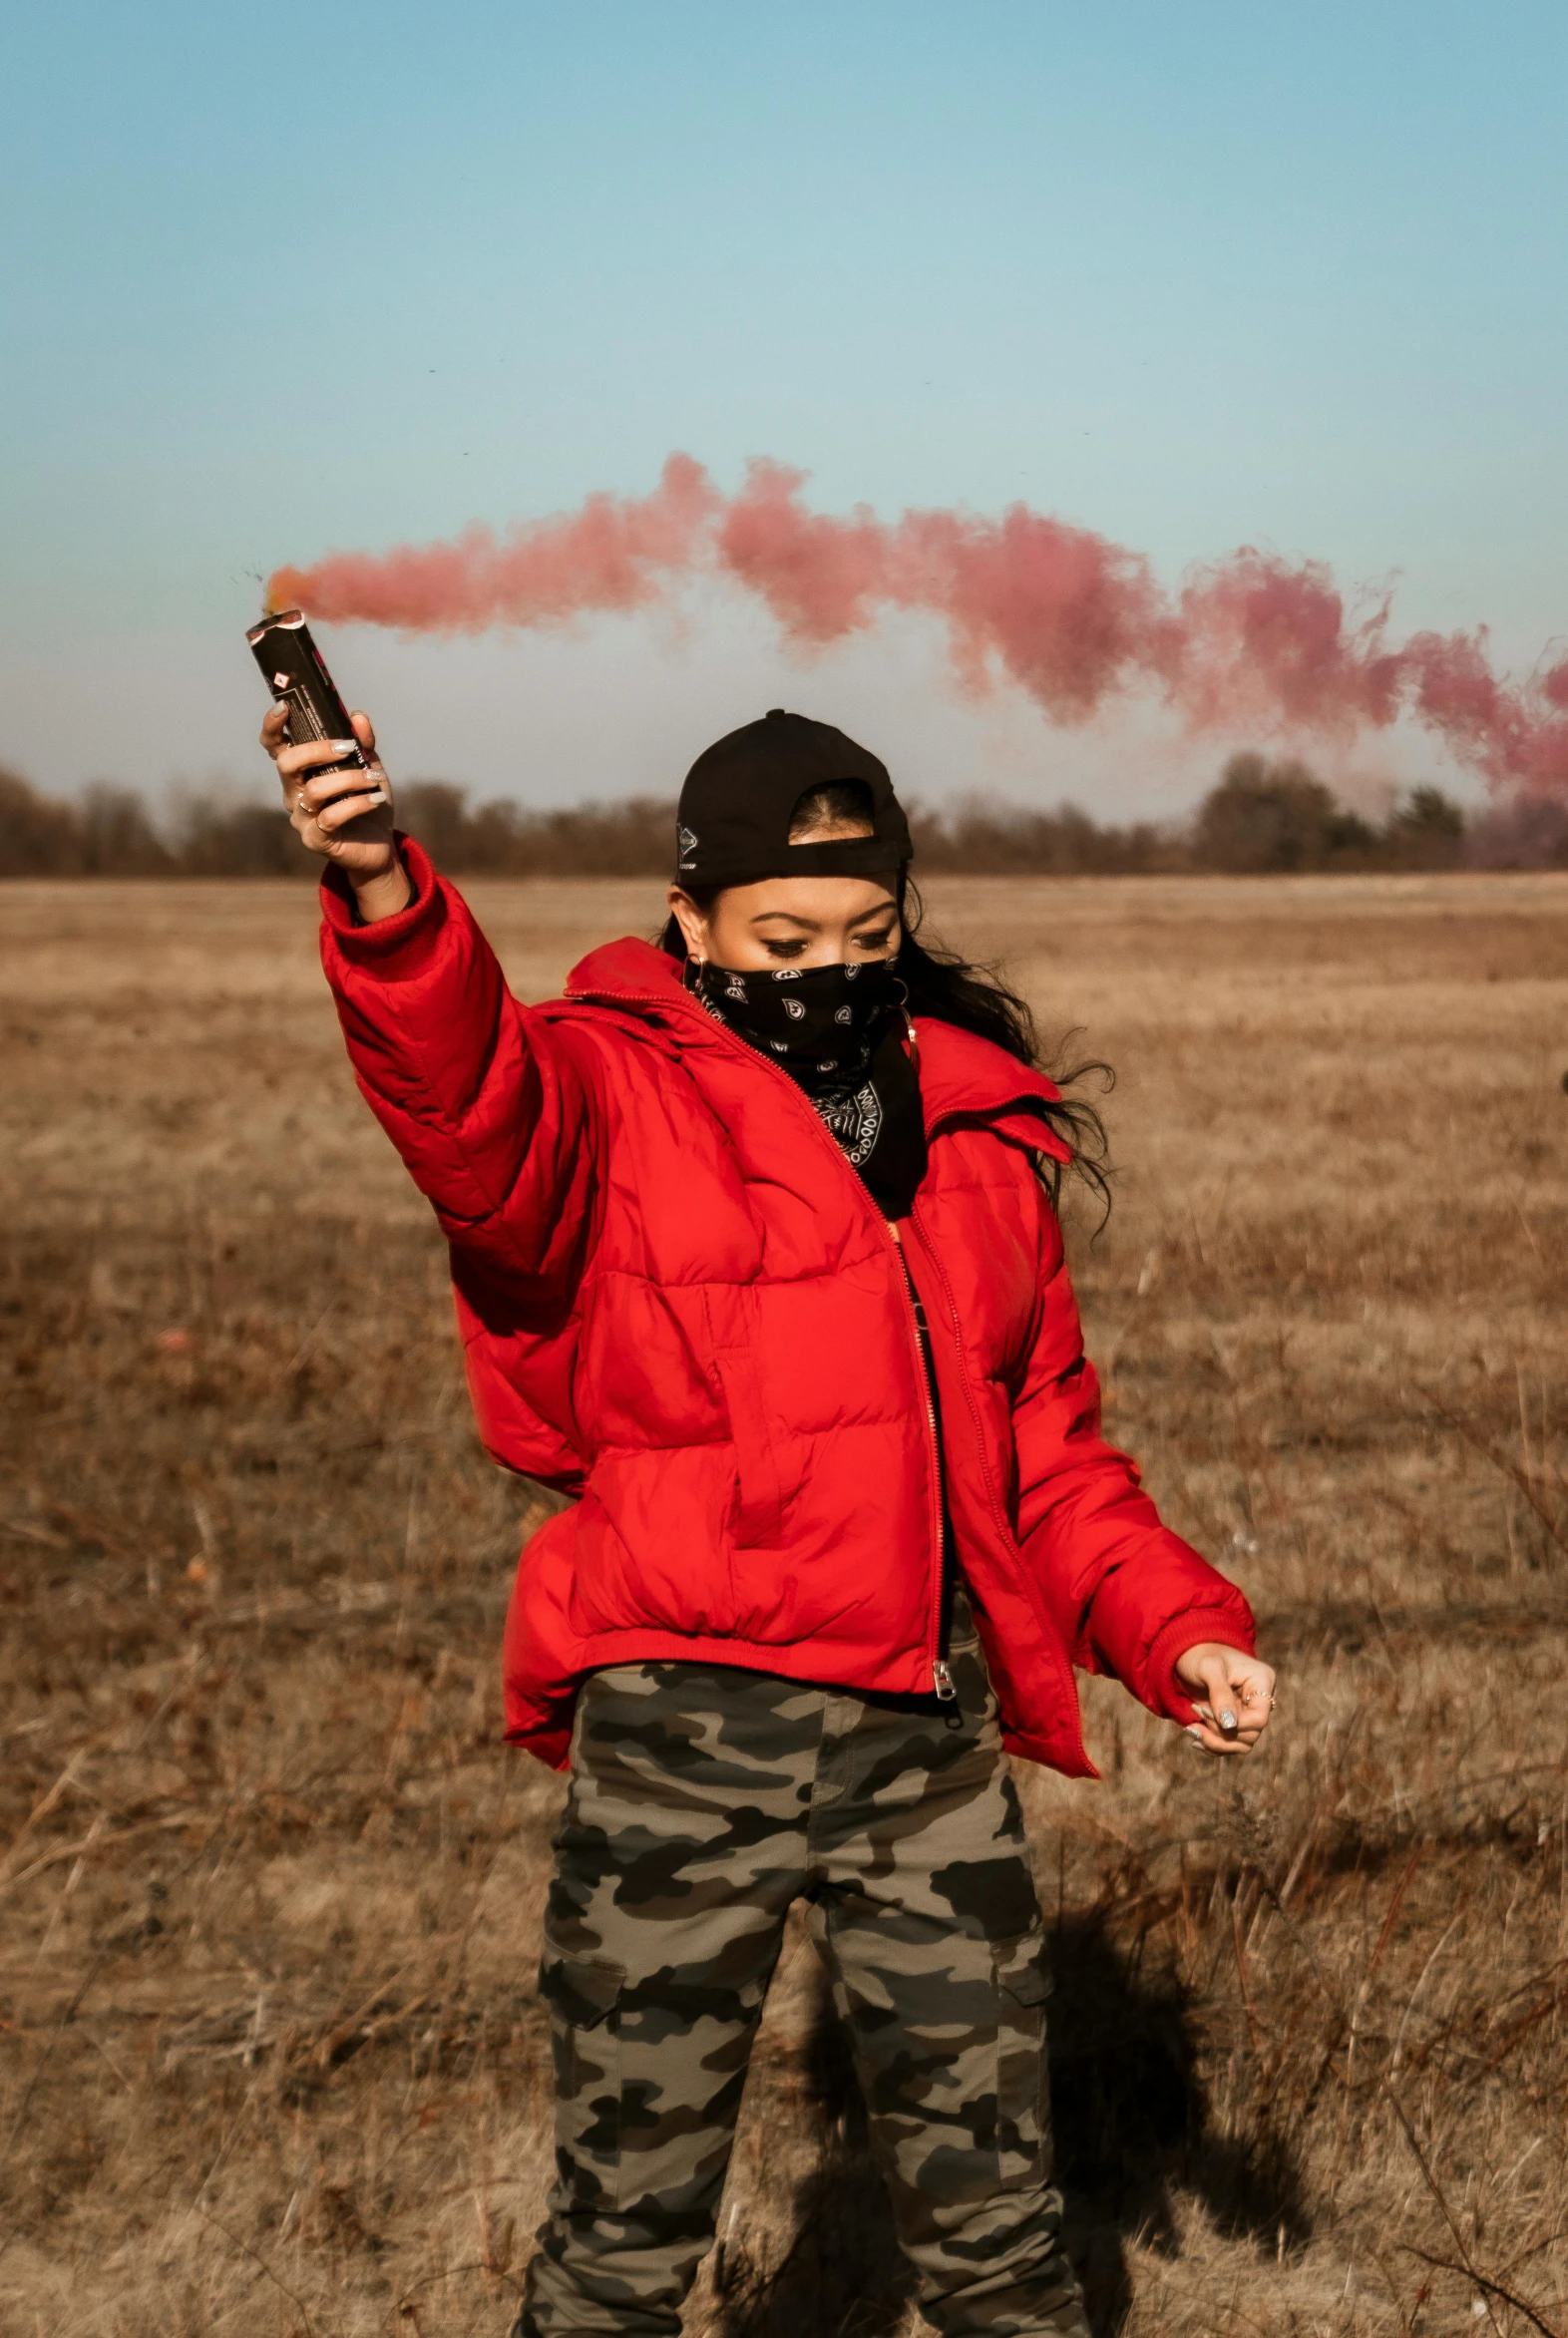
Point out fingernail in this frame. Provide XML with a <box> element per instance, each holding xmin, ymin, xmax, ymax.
<box><xmin>1186</xmin><ymin>1726</ymin><xmax>1205</xmax><ymax>1742</ymax></box>
<box><xmin>333</xmin><ymin>740</ymin><xmax>357</xmax><ymax>754</ymax></box>
<box><xmin>1220</xmin><ymin>1710</ymin><xmax>1238</xmax><ymax>1731</ymax></box>
<box><xmin>363</xmin><ymin>790</ymin><xmax>388</xmax><ymax>806</ymax></box>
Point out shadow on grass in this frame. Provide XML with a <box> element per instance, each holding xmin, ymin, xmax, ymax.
<box><xmin>1048</xmin><ymin>1907</ymin><xmax>1312</xmax><ymax>2334</ymax></box>
<box><xmin>714</xmin><ymin>1908</ymin><xmax>1311</xmax><ymax>2338</ymax></box>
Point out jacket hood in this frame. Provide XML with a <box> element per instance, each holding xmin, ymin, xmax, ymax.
<box><xmin>559</xmin><ymin>935</ymin><xmax>1071</xmax><ymax>1162</ymax></box>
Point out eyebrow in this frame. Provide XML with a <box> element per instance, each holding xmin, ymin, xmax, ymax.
<box><xmin>749</xmin><ymin>905</ymin><xmax>900</xmax><ymax>931</ymax></box>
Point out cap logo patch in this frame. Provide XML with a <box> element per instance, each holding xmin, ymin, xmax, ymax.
<box><xmin>677</xmin><ymin>824</ymin><xmax>699</xmax><ymax>870</ymax></box>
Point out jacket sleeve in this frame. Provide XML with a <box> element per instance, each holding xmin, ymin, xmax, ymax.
<box><xmin>317</xmin><ymin>839</ymin><xmax>600</xmax><ymax>1296</ymax></box>
<box><xmin>1010</xmin><ymin>1198</ymin><xmax>1256</xmax><ymax>1723</ymax></box>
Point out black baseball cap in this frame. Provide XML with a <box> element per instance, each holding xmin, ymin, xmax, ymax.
<box><xmin>673</xmin><ymin>709</ymin><xmax>913</xmax><ymax>889</ymax></box>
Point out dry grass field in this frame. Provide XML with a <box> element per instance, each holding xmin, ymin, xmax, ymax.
<box><xmin>2</xmin><ymin>869</ymin><xmax>1566</xmax><ymax>2338</ymax></box>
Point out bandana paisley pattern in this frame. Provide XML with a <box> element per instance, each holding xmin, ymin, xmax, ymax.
<box><xmin>694</xmin><ymin>959</ymin><xmax>928</xmax><ymax>1216</ymax></box>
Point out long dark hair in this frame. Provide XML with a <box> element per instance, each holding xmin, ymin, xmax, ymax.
<box><xmin>898</xmin><ymin>876</ymin><xmax>1113</xmax><ymax>1218</ymax></box>
<box><xmin>659</xmin><ymin>859</ymin><xmax>1113</xmax><ymax>1220</ymax></box>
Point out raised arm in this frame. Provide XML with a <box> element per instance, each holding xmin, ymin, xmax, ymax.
<box><xmin>1010</xmin><ymin>1197</ymin><xmax>1269</xmax><ymax>1750</ymax></box>
<box><xmin>265</xmin><ymin>706</ymin><xmax>601</xmax><ymax>1293</ymax></box>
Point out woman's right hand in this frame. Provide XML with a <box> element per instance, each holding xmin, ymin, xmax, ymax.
<box><xmin>261</xmin><ymin>703</ymin><xmax>411</xmax><ymax>921</ymax></box>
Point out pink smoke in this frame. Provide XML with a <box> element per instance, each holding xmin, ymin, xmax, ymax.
<box><xmin>266</xmin><ymin>455</ymin><xmax>1568</xmax><ymax>799</ymax></box>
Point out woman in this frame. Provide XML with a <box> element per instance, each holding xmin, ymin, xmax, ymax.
<box><xmin>265</xmin><ymin>698</ymin><xmax>1276</xmax><ymax>2338</ymax></box>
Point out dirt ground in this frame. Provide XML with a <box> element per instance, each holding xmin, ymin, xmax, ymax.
<box><xmin>2</xmin><ymin>870</ymin><xmax>1566</xmax><ymax>2338</ymax></box>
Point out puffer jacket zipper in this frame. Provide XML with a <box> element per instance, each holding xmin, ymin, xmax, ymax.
<box><xmin>894</xmin><ymin>1239</ymin><xmax>958</xmax><ymax>1704</ymax></box>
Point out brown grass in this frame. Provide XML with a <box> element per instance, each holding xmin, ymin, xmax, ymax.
<box><xmin>2</xmin><ymin>871</ymin><xmax>1566</xmax><ymax>2338</ymax></box>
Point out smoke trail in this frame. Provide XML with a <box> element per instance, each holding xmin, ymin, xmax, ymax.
<box><xmin>267</xmin><ymin>455</ymin><xmax>1568</xmax><ymax>797</ymax></box>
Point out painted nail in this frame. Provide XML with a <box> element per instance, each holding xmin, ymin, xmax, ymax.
<box><xmin>1219</xmin><ymin>1710</ymin><xmax>1238</xmax><ymax>1731</ymax></box>
<box><xmin>363</xmin><ymin>790</ymin><xmax>388</xmax><ymax>806</ymax></box>
<box><xmin>333</xmin><ymin>740</ymin><xmax>357</xmax><ymax>753</ymax></box>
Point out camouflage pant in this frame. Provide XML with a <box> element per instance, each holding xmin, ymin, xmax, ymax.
<box><xmin>519</xmin><ymin>1595</ymin><xmax>1087</xmax><ymax>2338</ymax></box>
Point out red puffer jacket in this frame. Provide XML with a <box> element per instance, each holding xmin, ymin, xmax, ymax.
<box><xmin>320</xmin><ymin>842</ymin><xmax>1255</xmax><ymax>1774</ymax></box>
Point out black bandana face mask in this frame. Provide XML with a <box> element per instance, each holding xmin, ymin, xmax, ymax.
<box><xmin>693</xmin><ymin>958</ymin><xmax>929</xmax><ymax>1217</ymax></box>
<box><xmin>695</xmin><ymin>957</ymin><xmax>894</xmax><ymax>1076</ymax></box>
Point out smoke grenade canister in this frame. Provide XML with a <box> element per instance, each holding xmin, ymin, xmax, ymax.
<box><xmin>246</xmin><ymin>608</ymin><xmax>368</xmax><ymax>776</ymax></box>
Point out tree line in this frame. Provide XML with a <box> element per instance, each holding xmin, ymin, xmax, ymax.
<box><xmin>2</xmin><ymin>751</ymin><xmax>1563</xmax><ymax>879</ymax></box>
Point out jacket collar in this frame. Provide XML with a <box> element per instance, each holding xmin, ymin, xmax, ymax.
<box><xmin>561</xmin><ymin>937</ymin><xmax>1070</xmax><ymax>1162</ymax></box>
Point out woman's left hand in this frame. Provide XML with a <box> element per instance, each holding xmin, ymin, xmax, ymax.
<box><xmin>1174</xmin><ymin>1644</ymin><xmax>1278</xmax><ymax>1755</ymax></box>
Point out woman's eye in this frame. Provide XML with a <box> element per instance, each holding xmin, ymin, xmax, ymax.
<box><xmin>855</xmin><ymin>933</ymin><xmax>897</xmax><ymax>954</ymax></box>
<box><xmin>764</xmin><ymin>941</ymin><xmax>807</xmax><ymax>960</ymax></box>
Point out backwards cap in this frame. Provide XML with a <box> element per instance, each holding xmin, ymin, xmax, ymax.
<box><xmin>674</xmin><ymin>708</ymin><xmax>913</xmax><ymax>889</ymax></box>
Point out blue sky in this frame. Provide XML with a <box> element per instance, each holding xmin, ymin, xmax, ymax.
<box><xmin>3</xmin><ymin>0</ymin><xmax>1565</xmax><ymax>812</ymax></box>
